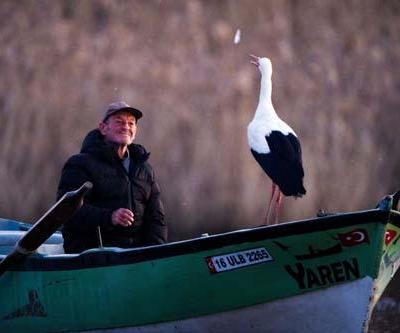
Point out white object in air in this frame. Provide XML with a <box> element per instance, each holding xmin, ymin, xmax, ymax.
<box><xmin>234</xmin><ymin>29</ymin><xmax>241</xmax><ymax>44</ymax></box>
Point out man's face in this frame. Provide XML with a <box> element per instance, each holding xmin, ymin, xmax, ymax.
<box><xmin>99</xmin><ymin>111</ymin><xmax>137</xmax><ymax>146</ymax></box>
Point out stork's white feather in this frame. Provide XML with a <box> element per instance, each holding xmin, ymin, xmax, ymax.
<box><xmin>248</xmin><ymin>113</ymin><xmax>296</xmax><ymax>154</ymax></box>
<box><xmin>247</xmin><ymin>57</ymin><xmax>296</xmax><ymax>154</ymax></box>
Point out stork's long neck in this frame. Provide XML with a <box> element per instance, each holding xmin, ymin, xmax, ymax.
<box><xmin>254</xmin><ymin>73</ymin><xmax>276</xmax><ymax>119</ymax></box>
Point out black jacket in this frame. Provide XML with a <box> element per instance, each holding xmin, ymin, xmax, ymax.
<box><xmin>57</xmin><ymin>129</ymin><xmax>166</xmax><ymax>253</ymax></box>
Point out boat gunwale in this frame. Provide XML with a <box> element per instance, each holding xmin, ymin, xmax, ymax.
<box><xmin>0</xmin><ymin>208</ymin><xmax>397</xmax><ymax>272</ymax></box>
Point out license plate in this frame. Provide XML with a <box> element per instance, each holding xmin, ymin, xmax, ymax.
<box><xmin>205</xmin><ymin>247</ymin><xmax>273</xmax><ymax>274</ymax></box>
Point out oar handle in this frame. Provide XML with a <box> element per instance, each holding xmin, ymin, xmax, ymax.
<box><xmin>0</xmin><ymin>182</ymin><xmax>92</xmax><ymax>276</ymax></box>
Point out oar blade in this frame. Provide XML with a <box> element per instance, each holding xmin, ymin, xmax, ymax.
<box><xmin>0</xmin><ymin>182</ymin><xmax>92</xmax><ymax>276</ymax></box>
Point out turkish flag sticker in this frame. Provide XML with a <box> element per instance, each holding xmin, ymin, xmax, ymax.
<box><xmin>385</xmin><ymin>229</ymin><xmax>397</xmax><ymax>245</ymax></box>
<box><xmin>205</xmin><ymin>257</ymin><xmax>217</xmax><ymax>274</ymax></box>
<box><xmin>338</xmin><ymin>229</ymin><xmax>369</xmax><ymax>247</ymax></box>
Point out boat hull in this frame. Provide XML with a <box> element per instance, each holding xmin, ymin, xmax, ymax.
<box><xmin>1</xmin><ymin>209</ymin><xmax>399</xmax><ymax>333</ymax></box>
<box><xmin>69</xmin><ymin>277</ymin><xmax>374</xmax><ymax>333</ymax></box>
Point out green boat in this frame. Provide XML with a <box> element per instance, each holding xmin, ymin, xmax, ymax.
<box><xmin>0</xmin><ymin>187</ymin><xmax>399</xmax><ymax>333</ymax></box>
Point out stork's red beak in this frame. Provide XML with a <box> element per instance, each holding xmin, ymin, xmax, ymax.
<box><xmin>249</xmin><ymin>54</ymin><xmax>260</xmax><ymax>67</ymax></box>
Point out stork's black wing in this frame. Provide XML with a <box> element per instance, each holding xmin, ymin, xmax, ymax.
<box><xmin>265</xmin><ymin>131</ymin><xmax>303</xmax><ymax>167</ymax></box>
<box><xmin>250</xmin><ymin>131</ymin><xmax>306</xmax><ymax>196</ymax></box>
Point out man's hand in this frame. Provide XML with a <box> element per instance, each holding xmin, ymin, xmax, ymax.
<box><xmin>111</xmin><ymin>208</ymin><xmax>134</xmax><ymax>227</ymax></box>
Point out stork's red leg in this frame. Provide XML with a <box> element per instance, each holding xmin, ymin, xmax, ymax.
<box><xmin>273</xmin><ymin>190</ymin><xmax>284</xmax><ymax>224</ymax></box>
<box><xmin>265</xmin><ymin>183</ymin><xmax>277</xmax><ymax>225</ymax></box>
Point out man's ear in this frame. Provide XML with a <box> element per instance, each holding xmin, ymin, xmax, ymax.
<box><xmin>98</xmin><ymin>122</ymin><xmax>107</xmax><ymax>135</ymax></box>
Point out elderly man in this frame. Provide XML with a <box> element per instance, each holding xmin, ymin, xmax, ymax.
<box><xmin>57</xmin><ymin>102</ymin><xmax>166</xmax><ymax>253</ymax></box>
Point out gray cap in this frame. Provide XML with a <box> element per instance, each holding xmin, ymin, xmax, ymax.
<box><xmin>103</xmin><ymin>101</ymin><xmax>143</xmax><ymax>122</ymax></box>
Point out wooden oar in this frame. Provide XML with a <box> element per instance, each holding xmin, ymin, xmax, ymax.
<box><xmin>0</xmin><ymin>181</ymin><xmax>92</xmax><ymax>276</ymax></box>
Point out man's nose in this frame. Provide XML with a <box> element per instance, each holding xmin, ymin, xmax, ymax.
<box><xmin>121</xmin><ymin>121</ymin><xmax>131</xmax><ymax>129</ymax></box>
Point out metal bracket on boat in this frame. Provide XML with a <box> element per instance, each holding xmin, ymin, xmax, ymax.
<box><xmin>14</xmin><ymin>244</ymin><xmax>36</xmax><ymax>256</ymax></box>
<box><xmin>376</xmin><ymin>191</ymin><xmax>400</xmax><ymax>211</ymax></box>
<box><xmin>316</xmin><ymin>209</ymin><xmax>338</xmax><ymax>217</ymax></box>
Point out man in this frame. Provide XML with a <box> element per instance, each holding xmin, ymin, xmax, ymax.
<box><xmin>57</xmin><ymin>101</ymin><xmax>167</xmax><ymax>253</ymax></box>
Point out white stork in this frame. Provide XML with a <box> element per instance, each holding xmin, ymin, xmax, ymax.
<box><xmin>247</xmin><ymin>55</ymin><xmax>306</xmax><ymax>224</ymax></box>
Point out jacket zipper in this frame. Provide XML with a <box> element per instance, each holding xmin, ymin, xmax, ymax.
<box><xmin>119</xmin><ymin>158</ymin><xmax>135</xmax><ymax>216</ymax></box>
<box><xmin>126</xmin><ymin>176</ymin><xmax>133</xmax><ymax>211</ymax></box>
